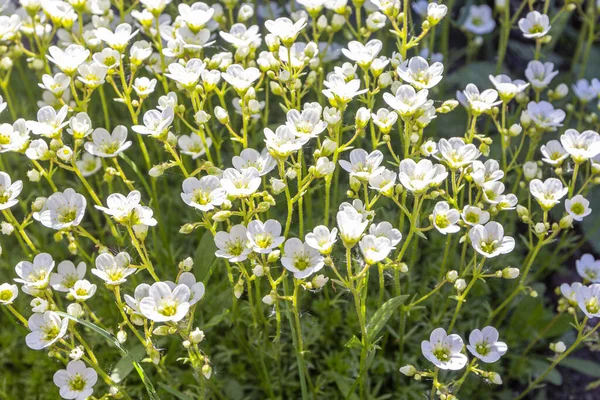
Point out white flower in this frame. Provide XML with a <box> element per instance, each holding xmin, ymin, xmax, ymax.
<box><xmin>383</xmin><ymin>85</ymin><xmax>429</xmax><ymax>117</ymax></box>
<box><xmin>461</xmin><ymin>205</ymin><xmax>490</xmax><ymax>226</ymax></box>
<box><xmin>281</xmin><ymin>238</ymin><xmax>324</xmax><ymax>279</ymax></box>
<box><xmin>26</xmin><ymin>311</ymin><xmax>69</xmax><ymax>350</ymax></box>
<box><xmin>178</xmin><ymin>3</ymin><xmax>214</xmax><ymax>33</ymax></box>
<box><xmin>314</xmin><ymin>157</ymin><xmax>336</xmax><ymax>177</ymax></box>
<box><xmin>369</xmin><ymin>168</ymin><xmax>397</xmax><ymax>195</ymax></box>
<box><xmin>50</xmin><ymin>260</ymin><xmax>86</xmax><ymax>292</ymax></box>
<box><xmin>525</xmin><ymin>61</ymin><xmax>558</xmax><ymax>91</ymax></box>
<box><xmin>561</xmin><ymin>282</ymin><xmax>583</xmax><ymax>303</ymax></box>
<box><xmin>77</xmin><ymin>62</ymin><xmax>108</xmax><ymax>87</ymax></box>
<box><xmin>124</xmin><ymin>283</ymin><xmax>151</xmax><ymax>317</ymax></box>
<box><xmin>222</xmin><ymin>64</ymin><xmax>261</xmax><ymax>93</ymax></box>
<box><xmin>359</xmin><ymin>234</ymin><xmax>395</xmax><ymax>264</ymax></box>
<box><xmin>70</xmin><ymin>279</ymin><xmax>97</xmax><ymax>301</ymax></box>
<box><xmin>572</xmin><ymin>79</ymin><xmax>597</xmax><ymax>102</ymax></box>
<box><xmin>488</xmin><ymin>74</ymin><xmax>529</xmax><ymax>101</ymax></box>
<box><xmin>95</xmin><ymin>23</ymin><xmax>138</xmax><ymax>51</ymax></box>
<box><xmin>518</xmin><ymin>11</ymin><xmax>551</xmax><ymax>39</ymax></box>
<box><xmin>91</xmin><ymin>252</ymin><xmax>135</xmax><ymax>285</ymax></box>
<box><xmin>399</xmin><ymin>159</ymin><xmax>448</xmax><ymax>193</ymax></box>
<box><xmin>214</xmin><ymin>224</ymin><xmax>252</xmax><ymax>262</ymax></box>
<box><xmin>247</xmin><ymin>219</ymin><xmax>285</xmax><ymax>254</ymax></box>
<box><xmin>463</xmin><ymin>5</ymin><xmax>496</xmax><ymax>35</ymax></box>
<box><xmin>132</xmin><ymin>107</ymin><xmax>174</xmax><ymax>137</ymax></box>
<box><xmin>67</xmin><ymin>112</ymin><xmax>93</xmax><ymax>139</ymax></box>
<box><xmin>265</xmin><ymin>17</ymin><xmax>306</xmax><ymax>45</ymax></box>
<box><xmin>305</xmin><ymin>225</ymin><xmax>338</xmax><ymax>255</ymax></box>
<box><xmin>53</xmin><ymin>360</ymin><xmax>98</xmax><ymax>400</ymax></box>
<box><xmin>469</xmin><ymin>222</ymin><xmax>515</xmax><ymax>258</ymax></box>
<box><xmin>0</xmin><ymin>283</ymin><xmax>18</xmax><ymax>305</ymax></box>
<box><xmin>34</xmin><ymin>189</ymin><xmax>86</xmax><ymax>230</ymax></box>
<box><xmin>371</xmin><ymin>108</ymin><xmax>398</xmax><ymax>133</ymax></box>
<box><xmin>560</xmin><ymin>129</ymin><xmax>600</xmax><ymax>162</ymax></box>
<box><xmin>165</xmin><ymin>58</ymin><xmax>205</xmax><ymax>88</ymax></box>
<box><xmin>178</xmin><ymin>133</ymin><xmax>212</xmax><ymax>160</ymax></box>
<box><xmin>76</xmin><ymin>154</ymin><xmax>102</xmax><ymax>177</ymax></box>
<box><xmin>342</xmin><ymin>39</ymin><xmax>383</xmax><ymax>68</ymax></box>
<box><xmin>397</xmin><ymin>56</ymin><xmax>444</xmax><ymax>89</ymax></box>
<box><xmin>337</xmin><ymin>206</ymin><xmax>369</xmax><ymax>248</ymax></box>
<box><xmin>322</xmin><ymin>73</ymin><xmax>367</xmax><ymax>105</ymax></box>
<box><xmin>0</xmin><ymin>171</ymin><xmax>23</xmax><ymax>210</ymax></box>
<box><xmin>220</xmin><ymin>23</ymin><xmax>261</xmax><ymax>49</ymax></box>
<box><xmin>140</xmin><ymin>281</ymin><xmax>190</xmax><ymax>322</ymax></box>
<box><xmin>220</xmin><ymin>167</ymin><xmax>261</xmax><ymax>198</ymax></box>
<box><xmin>93</xmin><ymin>48</ymin><xmax>121</xmax><ymax>69</ymax></box>
<box><xmin>84</xmin><ymin>125</ymin><xmax>132</xmax><ymax>158</ymax></box>
<box><xmin>232</xmin><ymin>148</ymin><xmax>277</xmax><ymax>176</ymax></box>
<box><xmin>26</xmin><ymin>105</ymin><xmax>69</xmax><ymax>137</ymax></box>
<box><xmin>47</xmin><ymin>44</ymin><xmax>90</xmax><ymax>74</ymax></box>
<box><xmin>432</xmin><ymin>201</ymin><xmax>460</xmax><ymax>234</ymax></box>
<box><xmin>369</xmin><ymin>221</ymin><xmax>402</xmax><ymax>246</ymax></box>
<box><xmin>576</xmin><ymin>284</ymin><xmax>600</xmax><ymax>318</ymax></box>
<box><xmin>39</xmin><ymin>73</ymin><xmax>71</xmax><ymax>96</ymax></box>
<box><xmin>427</xmin><ymin>3</ymin><xmax>448</xmax><ymax>24</ymax></box>
<box><xmin>566</xmin><ymin>195</ymin><xmax>592</xmax><ymax>222</ymax></box>
<box><xmin>26</xmin><ymin>140</ymin><xmax>50</xmax><ymax>162</ymax></box>
<box><xmin>540</xmin><ymin>140</ymin><xmax>569</xmax><ymax>165</ymax></box>
<box><xmin>95</xmin><ymin>190</ymin><xmax>157</xmax><ymax>227</ymax></box>
<box><xmin>576</xmin><ymin>254</ymin><xmax>600</xmax><ymax>282</ymax></box>
<box><xmin>176</xmin><ymin>272</ymin><xmax>205</xmax><ymax>305</ymax></box>
<box><xmin>462</xmin><ymin>84</ymin><xmax>501</xmax><ymax>114</ymax></box>
<box><xmin>339</xmin><ymin>149</ymin><xmax>384</xmax><ymax>181</ymax></box>
<box><xmin>529</xmin><ymin>178</ymin><xmax>568</xmax><ymax>210</ymax></box>
<box><xmin>285</xmin><ymin>105</ymin><xmax>327</xmax><ymax>140</ymax></box>
<box><xmin>470</xmin><ymin>160</ymin><xmax>504</xmax><ymax>186</ymax></box>
<box><xmin>31</xmin><ymin>297</ymin><xmax>48</xmax><ymax>313</ymax></box>
<box><xmin>132</xmin><ymin>77</ymin><xmax>157</xmax><ymax>97</ymax></box>
<box><xmin>181</xmin><ymin>176</ymin><xmax>226</xmax><ymax>212</ymax></box>
<box><xmin>421</xmin><ymin>328</ymin><xmax>468</xmax><ymax>370</ymax></box>
<box><xmin>0</xmin><ymin>120</ymin><xmax>30</xmax><ymax>153</ymax></box>
<box><xmin>438</xmin><ymin>138</ymin><xmax>481</xmax><ymax>169</ymax></box>
<box><xmin>526</xmin><ymin>101</ymin><xmax>565</xmax><ymax>131</ymax></box>
<box><xmin>466</xmin><ymin>326</ymin><xmax>508</xmax><ymax>363</ymax></box>
<box><xmin>264</xmin><ymin>125</ymin><xmax>305</xmax><ymax>158</ymax></box>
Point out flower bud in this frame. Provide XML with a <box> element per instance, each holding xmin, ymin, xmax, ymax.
<box><xmin>67</xmin><ymin>302</ymin><xmax>84</xmax><ymax>318</ymax></box>
<box><xmin>312</xmin><ymin>274</ymin><xmax>329</xmax><ymax>289</ymax></box>
<box><xmin>262</xmin><ymin>294</ymin><xmax>275</xmax><ymax>305</ymax></box>
<box><xmin>117</xmin><ymin>330</ymin><xmax>128</xmax><ymax>343</ymax></box>
<box><xmin>32</xmin><ymin>197</ymin><xmax>46</xmax><ymax>212</ymax></box>
<box><xmin>153</xmin><ymin>325</ymin><xmax>171</xmax><ymax>336</ymax></box>
<box><xmin>509</xmin><ymin>124</ymin><xmax>522</xmax><ymax>137</ymax></box>
<box><xmin>189</xmin><ymin>328</ymin><xmax>205</xmax><ymax>344</ymax></box>
<box><xmin>454</xmin><ymin>279</ymin><xmax>467</xmax><ymax>292</ymax></box>
<box><xmin>214</xmin><ymin>106</ymin><xmax>229</xmax><ymax>124</ymax></box>
<box><xmin>534</xmin><ymin>222</ymin><xmax>546</xmax><ymax>235</ymax></box>
<box><xmin>253</xmin><ymin>264</ymin><xmax>264</xmax><ymax>277</ymax></box>
<box><xmin>400</xmin><ymin>365</ymin><xmax>416</xmax><ymax>376</ymax></box>
<box><xmin>523</xmin><ymin>161</ymin><xmax>537</xmax><ymax>180</ymax></box>
<box><xmin>355</xmin><ymin>107</ymin><xmax>371</xmax><ymax>129</ymax></box>
<box><xmin>234</xmin><ymin>282</ymin><xmax>244</xmax><ymax>298</ymax></box>
<box><xmin>1</xmin><ymin>221</ymin><xmax>14</xmax><ymax>235</ymax></box>
<box><xmin>202</xmin><ymin>364</ymin><xmax>212</xmax><ymax>379</ymax></box>
<box><xmin>559</xmin><ymin>215</ymin><xmax>573</xmax><ymax>229</ymax></box>
<box><xmin>212</xmin><ymin>211</ymin><xmax>232</xmax><ymax>222</ymax></box>
<box><xmin>179</xmin><ymin>223</ymin><xmax>195</xmax><ymax>234</ymax></box>
<box><xmin>550</xmin><ymin>341</ymin><xmax>566</xmax><ymax>353</ymax></box>
<box><xmin>446</xmin><ymin>270</ymin><xmax>458</xmax><ymax>282</ymax></box>
<box><xmin>268</xmin><ymin>250</ymin><xmax>281</xmax><ymax>263</ymax></box>
<box><xmin>502</xmin><ymin>267</ymin><xmax>519</xmax><ymax>279</ymax></box>
<box><xmin>488</xmin><ymin>372</ymin><xmax>502</xmax><ymax>385</ymax></box>
<box><xmin>27</xmin><ymin>169</ymin><xmax>41</xmax><ymax>182</ymax></box>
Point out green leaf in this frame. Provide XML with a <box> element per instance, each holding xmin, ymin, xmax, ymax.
<box><xmin>203</xmin><ymin>308</ymin><xmax>230</xmax><ymax>329</ymax></box>
<box><xmin>111</xmin><ymin>344</ymin><xmax>146</xmax><ymax>383</ymax></box>
<box><xmin>530</xmin><ymin>359</ymin><xmax>563</xmax><ymax>386</ymax></box>
<box><xmin>157</xmin><ymin>383</ymin><xmax>195</xmax><ymax>400</ymax></box>
<box><xmin>366</xmin><ymin>295</ymin><xmax>409</xmax><ymax>343</ymax></box>
<box><xmin>194</xmin><ymin>230</ymin><xmax>217</xmax><ymax>281</ymax></box>
<box><xmin>56</xmin><ymin>312</ymin><xmax>161</xmax><ymax>400</ymax></box>
<box><xmin>345</xmin><ymin>335</ymin><xmax>362</xmax><ymax>349</ymax></box>
<box><xmin>560</xmin><ymin>357</ymin><xmax>600</xmax><ymax>378</ymax></box>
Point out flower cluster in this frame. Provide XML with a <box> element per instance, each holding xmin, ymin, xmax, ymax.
<box><xmin>0</xmin><ymin>0</ymin><xmax>599</xmax><ymax>399</ymax></box>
